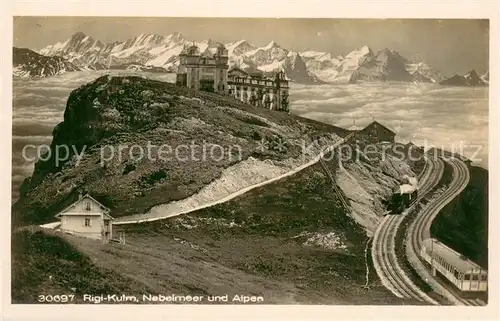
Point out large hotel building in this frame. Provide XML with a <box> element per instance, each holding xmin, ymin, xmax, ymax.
<box><xmin>176</xmin><ymin>43</ymin><xmax>289</xmax><ymax>112</ymax></box>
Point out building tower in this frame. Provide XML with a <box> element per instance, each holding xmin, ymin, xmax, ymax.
<box><xmin>176</xmin><ymin>43</ymin><xmax>229</xmax><ymax>93</ymax></box>
<box><xmin>177</xmin><ymin>44</ymin><xmax>202</xmax><ymax>90</ymax></box>
<box><xmin>274</xmin><ymin>70</ymin><xmax>289</xmax><ymax>112</ymax></box>
<box><xmin>214</xmin><ymin>43</ymin><xmax>229</xmax><ymax>93</ymax></box>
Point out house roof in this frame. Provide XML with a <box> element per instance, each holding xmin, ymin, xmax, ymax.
<box><xmin>423</xmin><ymin>238</ymin><xmax>486</xmax><ymax>274</ymax></box>
<box><xmin>55</xmin><ymin>193</ymin><xmax>114</xmax><ymax>219</ymax></box>
<box><xmin>359</xmin><ymin>121</ymin><xmax>396</xmax><ymax>136</ymax></box>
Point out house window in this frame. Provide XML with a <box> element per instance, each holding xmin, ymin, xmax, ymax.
<box><xmin>84</xmin><ymin>218</ymin><xmax>91</xmax><ymax>227</ymax></box>
<box><xmin>85</xmin><ymin>202</ymin><xmax>91</xmax><ymax>211</ymax></box>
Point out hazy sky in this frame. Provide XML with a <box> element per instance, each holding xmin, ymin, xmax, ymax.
<box><xmin>14</xmin><ymin>17</ymin><xmax>489</xmax><ymax>76</ymax></box>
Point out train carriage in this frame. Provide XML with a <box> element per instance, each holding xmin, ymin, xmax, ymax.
<box><xmin>385</xmin><ymin>183</ymin><xmax>419</xmax><ymax>215</ymax></box>
<box><xmin>420</xmin><ymin>238</ymin><xmax>487</xmax><ymax>292</ymax></box>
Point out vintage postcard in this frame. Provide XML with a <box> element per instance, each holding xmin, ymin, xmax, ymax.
<box><xmin>3</xmin><ymin>1</ymin><xmax>499</xmax><ymax>320</ymax></box>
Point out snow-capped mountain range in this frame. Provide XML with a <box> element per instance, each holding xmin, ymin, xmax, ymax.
<box><xmin>14</xmin><ymin>31</ymin><xmax>489</xmax><ymax>86</ymax></box>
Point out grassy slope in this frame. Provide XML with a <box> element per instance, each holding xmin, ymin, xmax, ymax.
<box><xmin>11</xmin><ymin>227</ymin><xmax>153</xmax><ymax>303</ymax></box>
<box><xmin>430</xmin><ymin>165</ymin><xmax>488</xmax><ymax>268</ymax></box>
<box><xmin>15</xmin><ymin>157</ymin><xmax>414</xmax><ymax>304</ymax></box>
<box><xmin>109</xmin><ymin>157</ymin><xmax>418</xmax><ymax>305</ymax></box>
<box><xmin>12</xmin><ymin>137</ymin><xmax>430</xmax><ymax>304</ymax></box>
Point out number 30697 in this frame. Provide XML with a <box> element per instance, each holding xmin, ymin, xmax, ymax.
<box><xmin>38</xmin><ymin>294</ymin><xmax>75</xmax><ymax>303</ymax></box>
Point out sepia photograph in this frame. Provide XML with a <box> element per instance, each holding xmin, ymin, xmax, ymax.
<box><xmin>4</xmin><ymin>4</ymin><xmax>497</xmax><ymax>319</ymax></box>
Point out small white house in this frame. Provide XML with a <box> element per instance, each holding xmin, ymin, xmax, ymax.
<box><xmin>55</xmin><ymin>193</ymin><xmax>113</xmax><ymax>242</ymax></box>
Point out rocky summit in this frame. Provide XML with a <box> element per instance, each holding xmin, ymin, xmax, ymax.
<box><xmin>12</xmin><ymin>75</ymin><xmax>346</xmax><ymax>225</ymax></box>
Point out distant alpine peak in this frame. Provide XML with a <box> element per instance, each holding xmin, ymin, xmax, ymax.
<box><xmin>413</xmin><ymin>61</ymin><xmax>427</xmax><ymax>68</ymax></box>
<box><xmin>378</xmin><ymin>47</ymin><xmax>396</xmax><ymax>54</ymax></box>
<box><xmin>358</xmin><ymin>45</ymin><xmax>373</xmax><ymax>54</ymax></box>
<box><xmin>133</xmin><ymin>33</ymin><xmax>166</xmax><ymax>46</ymax></box>
<box><xmin>376</xmin><ymin>48</ymin><xmax>408</xmax><ymax>64</ymax></box>
<box><xmin>206</xmin><ymin>38</ymin><xmax>222</xmax><ymax>47</ymax></box>
<box><xmin>376</xmin><ymin>48</ymin><xmax>403</xmax><ymax>58</ymax></box>
<box><xmin>229</xmin><ymin>39</ymin><xmax>253</xmax><ymax>47</ymax></box>
<box><xmin>264</xmin><ymin>40</ymin><xmax>280</xmax><ymax>49</ymax></box>
<box><xmin>167</xmin><ymin>32</ymin><xmax>185</xmax><ymax>41</ymax></box>
<box><xmin>66</xmin><ymin>31</ymin><xmax>95</xmax><ymax>45</ymax></box>
<box><xmin>466</xmin><ymin>69</ymin><xmax>478</xmax><ymax>77</ymax></box>
<box><xmin>226</xmin><ymin>40</ymin><xmax>257</xmax><ymax>58</ymax></box>
<box><xmin>137</xmin><ymin>32</ymin><xmax>164</xmax><ymax>39</ymax></box>
<box><xmin>71</xmin><ymin>31</ymin><xmax>88</xmax><ymax>40</ymax></box>
<box><xmin>345</xmin><ymin>45</ymin><xmax>374</xmax><ymax>59</ymax></box>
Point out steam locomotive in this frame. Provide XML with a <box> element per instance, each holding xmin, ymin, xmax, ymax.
<box><xmin>384</xmin><ymin>177</ymin><xmax>419</xmax><ymax>215</ymax></box>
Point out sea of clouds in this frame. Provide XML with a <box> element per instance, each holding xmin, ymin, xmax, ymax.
<box><xmin>11</xmin><ymin>72</ymin><xmax>488</xmax><ymax>201</ymax></box>
<box><xmin>11</xmin><ymin>70</ymin><xmax>176</xmax><ymax>200</ymax></box>
<box><xmin>290</xmin><ymin>81</ymin><xmax>489</xmax><ymax>169</ymax></box>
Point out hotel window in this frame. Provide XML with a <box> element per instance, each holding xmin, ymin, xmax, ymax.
<box><xmin>85</xmin><ymin>202</ymin><xmax>91</xmax><ymax>211</ymax></box>
<box><xmin>84</xmin><ymin>218</ymin><xmax>91</xmax><ymax>227</ymax></box>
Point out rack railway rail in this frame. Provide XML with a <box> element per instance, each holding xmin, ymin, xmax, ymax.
<box><xmin>372</xmin><ymin>157</ymin><xmax>444</xmax><ymax>304</ymax></box>
<box><xmin>407</xmin><ymin>157</ymin><xmax>486</xmax><ymax>306</ymax></box>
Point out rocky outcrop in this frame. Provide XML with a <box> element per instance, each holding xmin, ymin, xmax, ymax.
<box><xmin>440</xmin><ymin>69</ymin><xmax>488</xmax><ymax>86</ymax></box>
<box><xmin>13</xmin><ymin>47</ymin><xmax>81</xmax><ymax>78</ymax></box>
